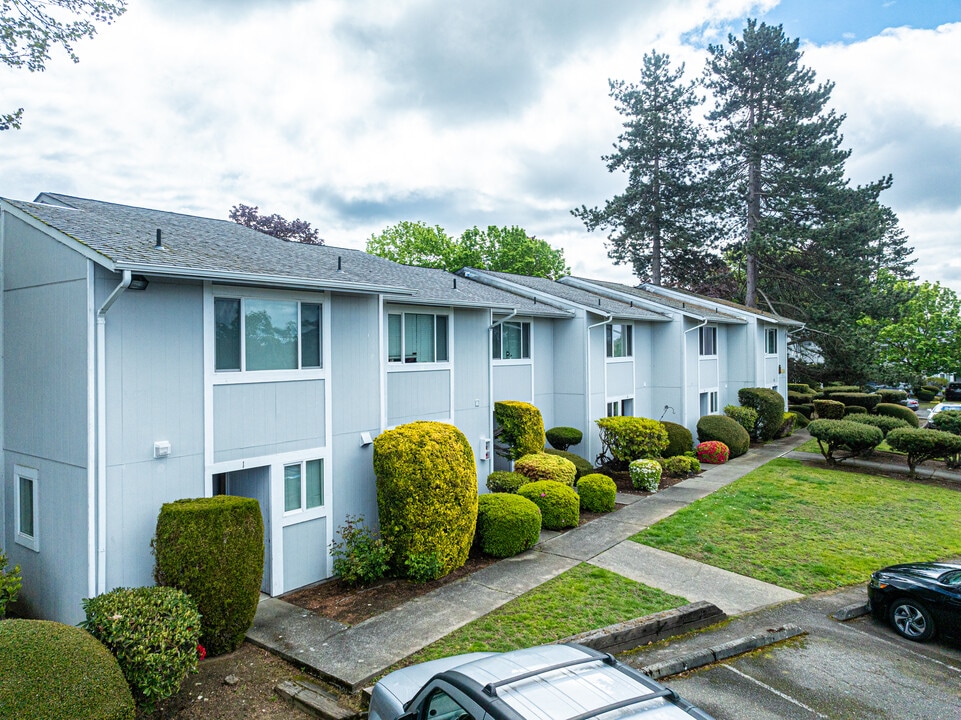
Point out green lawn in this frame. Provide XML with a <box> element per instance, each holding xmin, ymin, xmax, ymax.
<box><xmin>632</xmin><ymin>458</ymin><xmax>961</xmax><ymax>594</ymax></box>
<box><xmin>405</xmin><ymin>563</ymin><xmax>686</xmax><ymax>664</ymax></box>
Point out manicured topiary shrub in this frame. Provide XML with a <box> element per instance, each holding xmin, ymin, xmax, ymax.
<box><xmin>696</xmin><ymin>415</ymin><xmax>750</xmax><ymax>458</ymax></box>
<box><xmin>153</xmin><ymin>495</ymin><xmax>263</xmax><ymax>657</ymax></box>
<box><xmin>514</xmin><ymin>452</ymin><xmax>577</xmax><ymax>486</ymax></box>
<box><xmin>774</xmin><ymin>412</ymin><xmax>796</xmax><ymax>438</ymax></box>
<box><xmin>830</xmin><ymin>392</ymin><xmax>881</xmax><ymax>412</ymax></box>
<box><xmin>886</xmin><ymin>427</ymin><xmax>961</xmax><ymax>474</ymax></box>
<box><xmin>789</xmin><ymin>383</ymin><xmax>815</xmax><ymax>394</ymax></box>
<box><xmin>737</xmin><ymin>387</ymin><xmax>786</xmax><ymax>441</ymax></box>
<box><xmin>789</xmin><ymin>403</ymin><xmax>813</xmax><ymax>419</ymax></box>
<box><xmin>545</xmin><ymin>426</ymin><xmax>583</xmax><ymax>451</ymax></box>
<box><xmin>518</xmin><ymin>481</ymin><xmax>579</xmax><ymax>530</ymax></box>
<box><xmin>876</xmin><ymin>402</ymin><xmax>920</xmax><ymax>428</ymax></box>
<box><xmin>724</xmin><ymin>404</ymin><xmax>759</xmax><ymax>436</ymax></box>
<box><xmin>822</xmin><ymin>385</ymin><xmax>861</xmax><ymax>396</ymax></box>
<box><xmin>475</xmin><ymin>494</ymin><xmax>541</xmax><ymax>558</ymax></box>
<box><xmin>596</xmin><ymin>416</ymin><xmax>669</xmax><ymax>468</ymax></box>
<box><xmin>875</xmin><ymin>388</ymin><xmax>907</xmax><ymax>404</ymax></box>
<box><xmin>807</xmin><ymin>419</ymin><xmax>883</xmax><ymax>464</ymax></box>
<box><xmin>629</xmin><ymin>459</ymin><xmax>662</xmax><ymax>492</ymax></box>
<box><xmin>929</xmin><ymin>410</ymin><xmax>961</xmax><ymax>436</ymax></box>
<box><xmin>790</xmin><ymin>411</ymin><xmax>810</xmax><ymax>429</ymax></box>
<box><xmin>788</xmin><ymin>391</ymin><xmax>814</xmax><ymax>405</ymax></box>
<box><xmin>374</xmin><ymin>421</ymin><xmax>478</xmax><ymax>581</ymax></box>
<box><xmin>844</xmin><ymin>406</ymin><xmax>867</xmax><ymax>415</ymax></box>
<box><xmin>486</xmin><ymin>470</ymin><xmax>531</xmax><ymax>494</ymax></box>
<box><xmin>917</xmin><ymin>388</ymin><xmax>938</xmax><ymax>402</ymax></box>
<box><xmin>813</xmin><ymin>399</ymin><xmax>845</xmax><ymax>420</ymax></box>
<box><xmin>82</xmin><ymin>586</ymin><xmax>201</xmax><ymax>710</ymax></box>
<box><xmin>696</xmin><ymin>441</ymin><xmax>729</xmax><ymax>464</ymax></box>
<box><xmin>543</xmin><ymin>448</ymin><xmax>592</xmax><ymax>479</ymax></box>
<box><xmin>660</xmin><ymin>421</ymin><xmax>694</xmax><ymax>458</ymax></box>
<box><xmin>846</xmin><ymin>413</ymin><xmax>911</xmax><ymax>437</ymax></box>
<box><xmin>576</xmin><ymin>473</ymin><xmax>617</xmax><ymax>512</ymax></box>
<box><xmin>659</xmin><ymin>455</ymin><xmax>701</xmax><ymax>477</ymax></box>
<box><xmin>494</xmin><ymin>401</ymin><xmax>546</xmax><ymax>460</ymax></box>
<box><xmin>0</xmin><ymin>619</ymin><xmax>135</xmax><ymax>720</ymax></box>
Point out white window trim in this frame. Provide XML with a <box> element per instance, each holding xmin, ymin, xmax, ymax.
<box><xmin>385</xmin><ymin>305</ymin><xmax>453</xmax><ymax>370</ymax></box>
<box><xmin>14</xmin><ymin>464</ymin><xmax>39</xmax><ymax>552</ymax></box>
<box><xmin>606</xmin><ymin>396</ymin><xmax>634</xmax><ymax>417</ymax></box>
<box><xmin>699</xmin><ymin>389</ymin><xmax>720</xmax><ymax>414</ymax></box>
<box><xmin>765</xmin><ymin>327</ymin><xmax>778</xmax><ymax>356</ymax></box>
<box><xmin>606</xmin><ymin>323</ymin><xmax>633</xmax><ymax>359</ymax></box>
<box><xmin>209</xmin><ymin>285</ymin><xmax>329</xmax><ymax>384</ymax></box>
<box><xmin>282</xmin><ymin>458</ymin><xmax>326</xmax><ymax>521</ymax></box>
<box><xmin>699</xmin><ymin>325</ymin><xmax>718</xmax><ymax>358</ymax></box>
<box><xmin>492</xmin><ymin>319</ymin><xmax>532</xmax><ymax>362</ymax></box>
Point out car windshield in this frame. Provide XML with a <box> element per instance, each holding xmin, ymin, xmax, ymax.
<box><xmin>941</xmin><ymin>570</ymin><xmax>961</xmax><ymax>586</ymax></box>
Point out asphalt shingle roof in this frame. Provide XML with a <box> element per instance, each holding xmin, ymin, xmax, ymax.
<box><xmin>569</xmin><ymin>277</ymin><xmax>744</xmax><ymax>324</ymax></box>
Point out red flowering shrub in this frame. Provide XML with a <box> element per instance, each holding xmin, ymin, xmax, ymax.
<box><xmin>697</xmin><ymin>441</ymin><xmax>730</xmax><ymax>464</ymax></box>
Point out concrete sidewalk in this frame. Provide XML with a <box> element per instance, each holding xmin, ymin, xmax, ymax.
<box><xmin>247</xmin><ymin>432</ymin><xmax>811</xmax><ymax>691</ymax></box>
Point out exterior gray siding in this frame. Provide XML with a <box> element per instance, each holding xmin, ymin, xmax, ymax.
<box><xmin>452</xmin><ymin>309</ymin><xmax>494</xmax><ymax>484</ymax></box>
<box><xmin>531</xmin><ymin>319</ymin><xmax>555</xmax><ymax>429</ymax></box>
<box><xmin>493</xmin><ymin>364</ymin><xmax>533</xmax><ymax>403</ymax></box>
<box><xmin>283</xmin><ymin>517</ymin><xmax>328</xmax><ymax>590</ymax></box>
<box><xmin>386</xmin><ymin>370</ymin><xmax>451</xmax><ymax>425</ymax></box>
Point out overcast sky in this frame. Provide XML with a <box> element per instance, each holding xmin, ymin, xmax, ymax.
<box><xmin>1</xmin><ymin>0</ymin><xmax>959</xmax><ymax>294</ymax></box>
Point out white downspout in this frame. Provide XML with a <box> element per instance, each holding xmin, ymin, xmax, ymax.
<box><xmin>95</xmin><ymin>270</ymin><xmax>131</xmax><ymax>594</ymax></box>
<box><xmin>488</xmin><ymin>310</ymin><xmax>518</xmax><ymax>469</ymax></box>
<box><xmin>586</xmin><ymin>314</ymin><xmax>613</xmax><ymax>464</ymax></box>
<box><xmin>683</xmin><ymin>318</ymin><xmax>709</xmax><ymax>429</ymax></box>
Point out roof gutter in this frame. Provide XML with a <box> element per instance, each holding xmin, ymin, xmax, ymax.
<box><xmin>458</xmin><ymin>268</ymin><xmax>574</xmax><ymax>314</ymax></box>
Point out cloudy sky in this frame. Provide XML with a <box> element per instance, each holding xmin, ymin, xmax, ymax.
<box><xmin>1</xmin><ymin>0</ymin><xmax>959</xmax><ymax>294</ymax></box>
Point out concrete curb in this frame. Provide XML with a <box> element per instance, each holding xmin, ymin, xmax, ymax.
<box><xmin>275</xmin><ymin>679</ymin><xmax>360</xmax><ymax>720</ymax></box>
<box><xmin>831</xmin><ymin>602</ymin><xmax>870</xmax><ymax>621</ymax></box>
<box><xmin>563</xmin><ymin>601</ymin><xmax>727</xmax><ymax>654</ymax></box>
<box><xmin>639</xmin><ymin>623</ymin><xmax>805</xmax><ymax>680</ymax></box>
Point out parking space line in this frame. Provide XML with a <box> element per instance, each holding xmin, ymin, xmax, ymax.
<box><xmin>844</xmin><ymin>624</ymin><xmax>961</xmax><ymax>675</ymax></box>
<box><xmin>721</xmin><ymin>664</ymin><xmax>829</xmax><ymax>718</ymax></box>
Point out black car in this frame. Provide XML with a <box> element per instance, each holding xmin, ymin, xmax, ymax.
<box><xmin>868</xmin><ymin>562</ymin><xmax>961</xmax><ymax>642</ymax></box>
<box><xmin>944</xmin><ymin>382</ymin><xmax>961</xmax><ymax>400</ymax></box>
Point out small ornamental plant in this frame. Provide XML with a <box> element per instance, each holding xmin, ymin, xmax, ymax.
<box><xmin>629</xmin><ymin>459</ymin><xmax>662</xmax><ymax>492</ymax></box>
<box><xmin>0</xmin><ymin>547</ymin><xmax>21</xmax><ymax>618</ymax></box>
<box><xmin>696</xmin><ymin>441</ymin><xmax>730</xmax><ymax>465</ymax></box>
<box><xmin>330</xmin><ymin>514</ymin><xmax>392</xmax><ymax>586</ymax></box>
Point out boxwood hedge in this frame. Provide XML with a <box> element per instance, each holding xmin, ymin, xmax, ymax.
<box><xmin>596</xmin><ymin>416</ymin><xmax>669</xmax><ymax>467</ymax></box>
<box><xmin>576</xmin><ymin>473</ymin><xmax>617</xmax><ymax>512</ymax></box>
<box><xmin>543</xmin><ymin>448</ymin><xmax>593</xmax><ymax>478</ymax></box>
<box><xmin>876</xmin><ymin>402</ymin><xmax>920</xmax><ymax>428</ymax></box>
<box><xmin>514</xmin><ymin>452</ymin><xmax>577</xmax><ymax>486</ymax></box>
<box><xmin>696</xmin><ymin>414</ymin><xmax>750</xmax><ymax>457</ymax></box>
<box><xmin>813</xmin><ymin>399</ymin><xmax>845</xmax><ymax>419</ymax></box>
<box><xmin>807</xmin><ymin>419</ymin><xmax>883</xmax><ymax>464</ymax></box>
<box><xmin>845</xmin><ymin>413</ymin><xmax>911</xmax><ymax>437</ymax></box>
<box><xmin>494</xmin><ymin>401</ymin><xmax>545</xmax><ymax>460</ymax></box>
<box><xmin>475</xmin><ymin>493</ymin><xmax>541</xmax><ymax>558</ymax></box>
<box><xmin>485</xmin><ymin>470</ymin><xmax>530</xmax><ymax>494</ymax></box>
<box><xmin>660</xmin><ymin>421</ymin><xmax>694</xmax><ymax>458</ymax></box>
<box><xmin>518</xmin><ymin>480</ymin><xmax>579</xmax><ymax>530</ymax></box>
<box><xmin>737</xmin><ymin>387</ymin><xmax>786</xmax><ymax>441</ymax></box>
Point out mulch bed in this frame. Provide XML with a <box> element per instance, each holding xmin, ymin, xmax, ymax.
<box><xmin>280</xmin><ymin>472</ymin><xmax>687</xmax><ymax>625</ymax></box>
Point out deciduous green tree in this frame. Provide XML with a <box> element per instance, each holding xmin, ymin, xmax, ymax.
<box><xmin>573</xmin><ymin>51</ymin><xmax>715</xmax><ymax>286</ymax></box>
<box><xmin>1</xmin><ymin>1</ymin><xmax>126</xmax><ymax>130</ymax></box>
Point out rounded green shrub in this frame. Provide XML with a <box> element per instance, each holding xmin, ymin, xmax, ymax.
<box><xmin>494</xmin><ymin>401</ymin><xmax>545</xmax><ymax>460</ymax></box>
<box><xmin>876</xmin><ymin>402</ymin><xmax>920</xmax><ymax>428</ymax></box>
<box><xmin>660</xmin><ymin>421</ymin><xmax>694</xmax><ymax>458</ymax></box>
<box><xmin>659</xmin><ymin>455</ymin><xmax>701</xmax><ymax>477</ymax></box>
<box><xmin>807</xmin><ymin>419</ymin><xmax>883</xmax><ymax>464</ymax></box>
<box><xmin>788</xmin><ymin>390</ymin><xmax>814</xmax><ymax>405</ymax></box>
<box><xmin>877</xmin><ymin>388</ymin><xmax>908</xmax><ymax>404</ymax></box>
<box><xmin>543</xmin><ymin>448</ymin><xmax>592</xmax><ymax>478</ymax></box>
<box><xmin>789</xmin><ymin>404</ymin><xmax>813</xmax><ymax>419</ymax></box>
<box><xmin>790</xmin><ymin>411</ymin><xmax>810</xmax><ymax>429</ymax></box>
<box><xmin>596</xmin><ymin>416</ymin><xmax>669</xmax><ymax>467</ymax></box>
<box><xmin>475</xmin><ymin>494</ymin><xmax>541</xmax><ymax>558</ymax></box>
<box><xmin>846</xmin><ymin>413</ymin><xmax>911</xmax><ymax>437</ymax></box>
<box><xmin>0</xmin><ymin>619</ymin><xmax>135</xmax><ymax>720</ymax></box>
<box><xmin>545</xmin><ymin>426</ymin><xmax>583</xmax><ymax>451</ymax></box>
<box><xmin>929</xmin><ymin>409</ymin><xmax>961</xmax><ymax>436</ymax></box>
<box><xmin>153</xmin><ymin>495</ymin><xmax>263</xmax><ymax>657</ymax></box>
<box><xmin>82</xmin><ymin>586</ymin><xmax>201</xmax><ymax>710</ymax></box>
<box><xmin>696</xmin><ymin>414</ymin><xmax>750</xmax><ymax>458</ymax></box>
<box><xmin>723</xmin><ymin>404</ymin><xmax>759</xmax><ymax>436</ymax></box>
<box><xmin>514</xmin><ymin>452</ymin><xmax>577</xmax><ymax>486</ymax></box>
<box><xmin>917</xmin><ymin>388</ymin><xmax>937</xmax><ymax>402</ymax></box>
<box><xmin>822</xmin><ymin>385</ymin><xmax>861</xmax><ymax>396</ymax></box>
<box><xmin>844</xmin><ymin>406</ymin><xmax>867</xmax><ymax>415</ymax></box>
<box><xmin>886</xmin><ymin>427</ymin><xmax>961</xmax><ymax>474</ymax></box>
<box><xmin>576</xmin><ymin>473</ymin><xmax>617</xmax><ymax>512</ymax></box>
<box><xmin>813</xmin><ymin>399</ymin><xmax>845</xmax><ymax>419</ymax></box>
<box><xmin>374</xmin><ymin>421</ymin><xmax>478</xmax><ymax>581</ymax></box>
<box><xmin>629</xmin><ymin>458</ymin><xmax>662</xmax><ymax>492</ymax></box>
<box><xmin>737</xmin><ymin>387</ymin><xmax>786</xmax><ymax>441</ymax></box>
<box><xmin>789</xmin><ymin>383</ymin><xmax>816</xmax><ymax>394</ymax></box>
<box><xmin>775</xmin><ymin>411</ymin><xmax>796</xmax><ymax>438</ymax></box>
<box><xmin>518</xmin><ymin>481</ymin><xmax>579</xmax><ymax>530</ymax></box>
<box><xmin>830</xmin><ymin>392</ymin><xmax>881</xmax><ymax>412</ymax></box>
<box><xmin>486</xmin><ymin>470</ymin><xmax>531</xmax><ymax>494</ymax></box>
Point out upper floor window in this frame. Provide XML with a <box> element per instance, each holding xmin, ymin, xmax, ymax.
<box><xmin>606</xmin><ymin>323</ymin><xmax>633</xmax><ymax>358</ymax></box>
<box><xmin>765</xmin><ymin>327</ymin><xmax>778</xmax><ymax>355</ymax></box>
<box><xmin>215</xmin><ymin>297</ymin><xmax>322</xmax><ymax>372</ymax></box>
<box><xmin>493</xmin><ymin>321</ymin><xmax>530</xmax><ymax>360</ymax></box>
<box><xmin>699</xmin><ymin>325</ymin><xmax>717</xmax><ymax>356</ymax></box>
<box><xmin>388</xmin><ymin>312</ymin><xmax>449</xmax><ymax>363</ymax></box>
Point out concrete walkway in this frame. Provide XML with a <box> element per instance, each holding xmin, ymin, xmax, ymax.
<box><xmin>247</xmin><ymin>432</ymin><xmax>811</xmax><ymax>691</ymax></box>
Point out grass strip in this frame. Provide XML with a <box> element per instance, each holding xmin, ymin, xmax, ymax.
<box><xmin>632</xmin><ymin>457</ymin><xmax>961</xmax><ymax>594</ymax></box>
<box><xmin>406</xmin><ymin>563</ymin><xmax>686</xmax><ymax>663</ymax></box>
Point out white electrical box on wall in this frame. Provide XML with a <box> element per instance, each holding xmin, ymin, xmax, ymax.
<box><xmin>153</xmin><ymin>440</ymin><xmax>171</xmax><ymax>459</ymax></box>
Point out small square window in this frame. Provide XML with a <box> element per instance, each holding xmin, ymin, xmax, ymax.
<box><xmin>15</xmin><ymin>465</ymin><xmax>39</xmax><ymax>552</ymax></box>
<box><xmin>699</xmin><ymin>326</ymin><xmax>717</xmax><ymax>356</ymax></box>
<box><xmin>606</xmin><ymin>324</ymin><xmax>633</xmax><ymax>358</ymax></box>
<box><xmin>765</xmin><ymin>328</ymin><xmax>778</xmax><ymax>355</ymax></box>
<box><xmin>284</xmin><ymin>459</ymin><xmax>325</xmax><ymax>514</ymax></box>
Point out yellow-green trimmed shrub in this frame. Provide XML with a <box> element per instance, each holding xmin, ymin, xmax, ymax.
<box><xmin>724</xmin><ymin>405</ymin><xmax>759</xmax><ymax>436</ymax></box>
<box><xmin>696</xmin><ymin>415</ymin><xmax>750</xmax><ymax>457</ymax></box>
<box><xmin>517</xmin><ymin>480</ymin><xmax>579</xmax><ymax>530</ymax></box>
<box><xmin>629</xmin><ymin>459</ymin><xmax>662</xmax><ymax>492</ymax></box>
<box><xmin>514</xmin><ymin>451</ymin><xmax>577</xmax><ymax>486</ymax></box>
<box><xmin>876</xmin><ymin>402</ymin><xmax>920</xmax><ymax>428</ymax></box>
<box><xmin>82</xmin><ymin>586</ymin><xmax>201</xmax><ymax>711</ymax></box>
<box><xmin>153</xmin><ymin>495</ymin><xmax>263</xmax><ymax>657</ymax></box>
<box><xmin>846</xmin><ymin>413</ymin><xmax>910</xmax><ymax>437</ymax></box>
<box><xmin>596</xmin><ymin>416</ymin><xmax>669</xmax><ymax>468</ymax></box>
<box><xmin>659</xmin><ymin>455</ymin><xmax>701</xmax><ymax>477</ymax></box>
<box><xmin>0</xmin><ymin>547</ymin><xmax>21</xmax><ymax>618</ymax></box>
<box><xmin>546</xmin><ymin>426</ymin><xmax>583</xmax><ymax>451</ymax></box>
<box><xmin>660</xmin><ymin>421</ymin><xmax>694</xmax><ymax>458</ymax></box>
<box><xmin>374</xmin><ymin>421</ymin><xmax>478</xmax><ymax>580</ymax></box>
<box><xmin>475</xmin><ymin>494</ymin><xmax>541</xmax><ymax>558</ymax></box>
<box><xmin>831</xmin><ymin>392</ymin><xmax>881</xmax><ymax>412</ymax></box>
<box><xmin>543</xmin><ymin>448</ymin><xmax>592</xmax><ymax>478</ymax></box>
<box><xmin>813</xmin><ymin>398</ymin><xmax>845</xmax><ymax>419</ymax></box>
<box><xmin>0</xmin><ymin>619</ymin><xmax>135</xmax><ymax>720</ymax></box>
<box><xmin>494</xmin><ymin>401</ymin><xmax>546</xmax><ymax>460</ymax></box>
<box><xmin>807</xmin><ymin>419</ymin><xmax>883</xmax><ymax>464</ymax></box>
<box><xmin>775</xmin><ymin>411</ymin><xmax>796</xmax><ymax>438</ymax></box>
<box><xmin>886</xmin><ymin>427</ymin><xmax>961</xmax><ymax>475</ymax></box>
<box><xmin>576</xmin><ymin>473</ymin><xmax>617</xmax><ymax>512</ymax></box>
<box><xmin>737</xmin><ymin>387</ymin><xmax>786</xmax><ymax>441</ymax></box>
<box><xmin>790</xmin><ymin>410</ymin><xmax>810</xmax><ymax>429</ymax></box>
<box><xmin>486</xmin><ymin>470</ymin><xmax>530</xmax><ymax>494</ymax></box>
